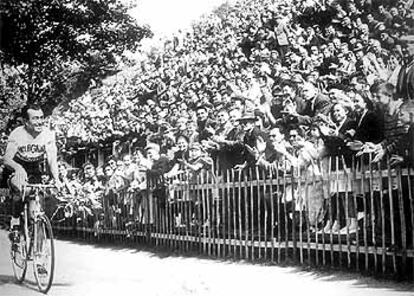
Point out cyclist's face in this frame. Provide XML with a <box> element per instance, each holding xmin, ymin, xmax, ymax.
<box><xmin>25</xmin><ymin>109</ymin><xmax>44</xmax><ymax>134</ymax></box>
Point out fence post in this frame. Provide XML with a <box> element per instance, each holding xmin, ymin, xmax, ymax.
<box><xmin>146</xmin><ymin>171</ymin><xmax>151</xmax><ymax>244</ymax></box>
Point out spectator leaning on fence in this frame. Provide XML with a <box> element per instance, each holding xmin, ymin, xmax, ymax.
<box><xmin>39</xmin><ymin>0</ymin><xmax>414</xmax><ymax>235</ymax></box>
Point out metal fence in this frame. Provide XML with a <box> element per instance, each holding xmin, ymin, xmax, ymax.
<box><xmin>49</xmin><ymin>155</ymin><xmax>414</xmax><ymax>278</ymax></box>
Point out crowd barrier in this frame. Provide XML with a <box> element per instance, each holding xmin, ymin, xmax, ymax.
<box><xmin>48</xmin><ymin>156</ymin><xmax>414</xmax><ymax>279</ymax></box>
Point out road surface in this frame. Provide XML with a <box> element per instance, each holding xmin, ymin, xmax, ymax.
<box><xmin>0</xmin><ymin>230</ymin><xmax>413</xmax><ymax>296</ymax></box>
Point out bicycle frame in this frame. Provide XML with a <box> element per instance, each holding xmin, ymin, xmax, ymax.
<box><xmin>12</xmin><ymin>183</ymin><xmax>57</xmax><ymax>293</ymax></box>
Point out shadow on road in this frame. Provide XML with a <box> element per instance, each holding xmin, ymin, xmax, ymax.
<box><xmin>0</xmin><ymin>274</ymin><xmax>41</xmax><ymax>293</ymax></box>
<box><xmin>288</xmin><ymin>268</ymin><xmax>414</xmax><ymax>293</ymax></box>
<box><xmin>0</xmin><ymin>274</ymin><xmax>17</xmax><ymax>285</ymax></box>
<box><xmin>55</xmin><ymin>235</ymin><xmax>414</xmax><ymax>294</ymax></box>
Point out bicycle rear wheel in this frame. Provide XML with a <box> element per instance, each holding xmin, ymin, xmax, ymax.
<box><xmin>33</xmin><ymin>214</ymin><xmax>55</xmax><ymax>294</ymax></box>
<box><xmin>10</xmin><ymin>229</ymin><xmax>28</xmax><ymax>283</ymax></box>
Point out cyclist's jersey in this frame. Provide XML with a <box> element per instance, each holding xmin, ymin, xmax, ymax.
<box><xmin>6</xmin><ymin>126</ymin><xmax>56</xmax><ymax>178</ymax></box>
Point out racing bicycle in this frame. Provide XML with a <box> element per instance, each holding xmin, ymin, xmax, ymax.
<box><xmin>10</xmin><ymin>184</ymin><xmax>56</xmax><ymax>294</ymax></box>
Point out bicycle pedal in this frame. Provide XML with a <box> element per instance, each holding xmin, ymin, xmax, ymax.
<box><xmin>36</xmin><ymin>264</ymin><xmax>48</xmax><ymax>276</ymax></box>
<box><xmin>11</xmin><ymin>243</ymin><xmax>19</xmax><ymax>252</ymax></box>
<box><xmin>8</xmin><ymin>230</ymin><xmax>20</xmax><ymax>244</ymax></box>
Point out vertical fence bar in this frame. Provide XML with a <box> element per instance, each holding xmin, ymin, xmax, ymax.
<box><xmin>175</xmin><ymin>174</ymin><xmax>181</xmax><ymax>252</ymax></box>
<box><xmin>397</xmin><ymin>165</ymin><xmax>407</xmax><ymax>274</ymax></box>
<box><xmin>243</xmin><ymin>169</ymin><xmax>248</xmax><ymax>260</ymax></box>
<box><xmin>296</xmin><ymin>165</ymin><xmax>306</xmax><ymax>264</ymax></box>
<box><xmin>320</xmin><ymin>159</ymin><xmax>326</xmax><ymax>267</ymax></box>
<box><xmin>328</xmin><ymin>156</ymin><xmax>334</xmax><ymax>266</ymax></box>
<box><xmin>291</xmin><ymin>164</ymin><xmax>297</xmax><ymax>262</ymax></box>
<box><xmin>265</xmin><ymin>169</ymin><xmax>275</xmax><ymax>263</ymax></box>
<box><xmin>226</xmin><ymin>169</ymin><xmax>231</xmax><ymax>258</ymax></box>
<box><xmin>201</xmin><ymin>173</ymin><xmax>207</xmax><ymax>255</ymax></box>
<box><xmin>407</xmin><ymin>165</ymin><xmax>414</xmax><ymax>281</ymax></box>
<box><xmin>171</xmin><ymin>175</ymin><xmax>176</xmax><ymax>250</ymax></box>
<box><xmin>191</xmin><ymin>175</ymin><xmax>196</xmax><ymax>252</ymax></box>
<box><xmin>181</xmin><ymin>173</ymin><xmax>186</xmax><ymax>252</ymax></box>
<box><xmin>166</xmin><ymin>177</ymin><xmax>171</xmax><ymax>248</ymax></box>
<box><xmin>310</xmin><ymin>165</ymin><xmax>316</xmax><ymax>267</ymax></box>
<box><xmin>238</xmin><ymin>169</ymin><xmax>243</xmax><ymax>259</ymax></box>
<box><xmin>211</xmin><ymin>172</ymin><xmax>217</xmax><ymax>257</ymax></box>
<box><xmin>407</xmin><ymin>163</ymin><xmax>414</xmax><ymax>280</ymax></box>
<box><xmin>170</xmin><ymin>176</ymin><xmax>176</xmax><ymax>250</ymax></box>
<box><xmin>283</xmin><ymin>158</ymin><xmax>288</xmax><ymax>262</ymax></box>
<box><xmin>343</xmin><ymin>157</ymin><xmax>351</xmax><ymax>270</ymax></box>
<box><xmin>361</xmin><ymin>156</ymin><xmax>368</xmax><ymax>272</ymax></box>
<box><xmin>186</xmin><ymin>172</ymin><xmax>191</xmax><ymax>253</ymax></box>
<box><xmin>223</xmin><ymin>170</ymin><xmax>228</xmax><ymax>258</ymax></box>
<box><xmin>168</xmin><ymin>177</ymin><xmax>174</xmax><ymax>250</ymax></box>
<box><xmin>352</xmin><ymin>156</ymin><xmax>359</xmax><ymax>272</ymax></box>
<box><xmin>368</xmin><ymin>154</ymin><xmax>377</xmax><ymax>272</ymax></box>
<box><xmin>270</xmin><ymin>167</ymin><xmax>275</xmax><ymax>263</ymax></box>
<box><xmin>335</xmin><ymin>156</ymin><xmax>342</xmax><ymax>268</ymax></box>
<box><xmin>154</xmin><ymin>180</ymin><xmax>159</xmax><ymax>247</ymax></box>
<box><xmin>232</xmin><ymin>169</ymin><xmax>238</xmax><ymax>259</ymax></box>
<box><xmin>146</xmin><ymin>176</ymin><xmax>151</xmax><ymax>245</ymax></box>
<box><xmin>256</xmin><ymin>167</ymin><xmax>262</xmax><ymax>260</ymax></box>
<box><xmin>194</xmin><ymin>176</ymin><xmax>199</xmax><ymax>252</ymax></box>
<box><xmin>386</xmin><ymin>158</ymin><xmax>397</xmax><ymax>274</ymax></box>
<box><xmin>196</xmin><ymin>174</ymin><xmax>202</xmax><ymax>254</ymax></box>
<box><xmin>249</xmin><ymin>167</ymin><xmax>255</xmax><ymax>261</ymax></box>
<box><xmin>216</xmin><ymin>172</ymin><xmax>221</xmax><ymax>258</ymax></box>
<box><xmin>298</xmin><ymin>164</ymin><xmax>304</xmax><ymax>265</ymax></box>
<box><xmin>276</xmin><ymin>165</ymin><xmax>281</xmax><ymax>263</ymax></box>
<box><xmin>263</xmin><ymin>167</ymin><xmax>268</xmax><ymax>260</ymax></box>
<box><xmin>206</xmin><ymin>172</ymin><xmax>212</xmax><ymax>256</ymax></box>
<box><xmin>377</xmin><ymin>160</ymin><xmax>386</xmax><ymax>275</ymax></box>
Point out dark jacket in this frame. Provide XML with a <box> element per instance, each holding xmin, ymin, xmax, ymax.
<box><xmin>242</xmin><ymin>127</ymin><xmax>268</xmax><ymax>167</ymax></box>
<box><xmin>323</xmin><ymin>117</ymin><xmax>357</xmax><ymax>170</ymax></box>
<box><xmin>296</xmin><ymin>93</ymin><xmax>332</xmax><ymax>125</ymax></box>
<box><xmin>354</xmin><ymin>110</ymin><xmax>384</xmax><ymax>144</ymax></box>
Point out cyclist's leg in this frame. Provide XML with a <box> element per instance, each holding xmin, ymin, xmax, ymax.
<box><xmin>8</xmin><ymin>174</ymin><xmax>25</xmax><ymax>233</ymax></box>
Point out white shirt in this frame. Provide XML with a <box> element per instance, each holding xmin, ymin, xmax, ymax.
<box><xmin>7</xmin><ymin>126</ymin><xmax>55</xmax><ymax>163</ymax></box>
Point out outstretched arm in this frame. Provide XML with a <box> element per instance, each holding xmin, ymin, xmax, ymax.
<box><xmin>45</xmin><ymin>134</ymin><xmax>60</xmax><ymax>185</ymax></box>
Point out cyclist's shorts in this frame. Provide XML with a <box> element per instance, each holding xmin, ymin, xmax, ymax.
<box><xmin>3</xmin><ymin>160</ymin><xmax>44</xmax><ymax>186</ymax></box>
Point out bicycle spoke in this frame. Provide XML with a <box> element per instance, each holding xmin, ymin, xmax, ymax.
<box><xmin>10</xmin><ymin>232</ymin><xmax>28</xmax><ymax>283</ymax></box>
<box><xmin>33</xmin><ymin>215</ymin><xmax>55</xmax><ymax>294</ymax></box>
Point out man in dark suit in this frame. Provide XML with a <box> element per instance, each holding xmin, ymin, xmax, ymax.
<box><xmin>196</xmin><ymin>104</ymin><xmax>216</xmax><ymax>141</ymax></box>
<box><xmin>295</xmin><ymin>82</ymin><xmax>332</xmax><ymax>126</ymax></box>
<box><xmin>352</xmin><ymin>93</ymin><xmax>384</xmax><ymax>144</ymax></box>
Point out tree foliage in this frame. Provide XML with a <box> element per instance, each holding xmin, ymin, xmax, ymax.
<box><xmin>0</xmin><ymin>0</ymin><xmax>152</xmax><ymax>118</ymax></box>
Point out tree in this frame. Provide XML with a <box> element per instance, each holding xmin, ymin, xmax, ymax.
<box><xmin>0</xmin><ymin>0</ymin><xmax>152</xmax><ymax>117</ymax></box>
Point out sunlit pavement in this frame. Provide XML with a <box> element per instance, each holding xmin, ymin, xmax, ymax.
<box><xmin>0</xmin><ymin>230</ymin><xmax>413</xmax><ymax>296</ymax></box>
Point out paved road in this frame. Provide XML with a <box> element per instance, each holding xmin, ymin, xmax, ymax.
<box><xmin>0</xmin><ymin>230</ymin><xmax>413</xmax><ymax>296</ymax></box>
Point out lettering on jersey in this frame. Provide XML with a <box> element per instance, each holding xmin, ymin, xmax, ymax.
<box><xmin>16</xmin><ymin>143</ymin><xmax>46</xmax><ymax>162</ymax></box>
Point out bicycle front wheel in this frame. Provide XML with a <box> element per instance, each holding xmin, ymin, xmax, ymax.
<box><xmin>33</xmin><ymin>214</ymin><xmax>55</xmax><ymax>294</ymax></box>
<box><xmin>10</xmin><ymin>229</ymin><xmax>28</xmax><ymax>283</ymax></box>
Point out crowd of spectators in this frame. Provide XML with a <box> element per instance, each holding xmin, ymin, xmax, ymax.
<box><xmin>49</xmin><ymin>0</ymin><xmax>414</xmax><ymax>236</ymax></box>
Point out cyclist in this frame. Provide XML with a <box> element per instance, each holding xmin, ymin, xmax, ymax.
<box><xmin>3</xmin><ymin>104</ymin><xmax>61</xmax><ymax>248</ymax></box>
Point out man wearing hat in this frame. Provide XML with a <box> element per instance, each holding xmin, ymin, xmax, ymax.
<box><xmin>235</xmin><ymin>111</ymin><xmax>268</xmax><ymax>169</ymax></box>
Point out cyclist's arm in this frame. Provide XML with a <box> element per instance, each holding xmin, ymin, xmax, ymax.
<box><xmin>3</xmin><ymin>137</ymin><xmax>24</xmax><ymax>174</ymax></box>
<box><xmin>4</xmin><ymin>135</ymin><xmax>28</xmax><ymax>190</ymax></box>
<box><xmin>45</xmin><ymin>137</ymin><xmax>59</xmax><ymax>183</ymax></box>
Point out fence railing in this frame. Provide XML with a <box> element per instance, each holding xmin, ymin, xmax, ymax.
<box><xmin>49</xmin><ymin>156</ymin><xmax>414</xmax><ymax>278</ymax></box>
